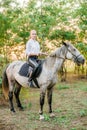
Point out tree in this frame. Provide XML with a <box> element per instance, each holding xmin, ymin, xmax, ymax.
<box><xmin>73</xmin><ymin>0</ymin><xmax>87</xmax><ymax>42</ymax></box>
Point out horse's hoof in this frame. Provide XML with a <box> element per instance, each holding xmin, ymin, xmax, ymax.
<box><xmin>50</xmin><ymin>113</ymin><xmax>55</xmax><ymax>118</ymax></box>
<box><xmin>11</xmin><ymin>109</ymin><xmax>15</xmax><ymax>113</ymax></box>
<box><xmin>19</xmin><ymin>107</ymin><xmax>24</xmax><ymax>111</ymax></box>
<box><xmin>40</xmin><ymin>115</ymin><xmax>44</xmax><ymax>120</ymax></box>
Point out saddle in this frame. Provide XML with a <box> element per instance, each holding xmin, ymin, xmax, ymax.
<box><xmin>19</xmin><ymin>60</ymin><xmax>43</xmax><ymax>88</ymax></box>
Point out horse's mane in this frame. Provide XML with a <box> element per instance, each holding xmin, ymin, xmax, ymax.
<box><xmin>44</xmin><ymin>45</ymin><xmax>66</xmax><ymax>68</ymax></box>
<box><xmin>49</xmin><ymin>45</ymin><xmax>66</xmax><ymax>57</ymax></box>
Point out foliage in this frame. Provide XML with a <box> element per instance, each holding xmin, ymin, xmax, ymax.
<box><xmin>0</xmin><ymin>13</ymin><xmax>11</xmax><ymax>45</ymax></box>
<box><xmin>0</xmin><ymin>77</ymin><xmax>2</xmax><ymax>87</ymax></box>
<box><xmin>75</xmin><ymin>42</ymin><xmax>87</xmax><ymax>58</ymax></box>
<box><xmin>49</xmin><ymin>30</ymin><xmax>76</xmax><ymax>40</ymax></box>
<box><xmin>0</xmin><ymin>0</ymin><xmax>87</xmax><ymax>76</ymax></box>
<box><xmin>78</xmin><ymin>1</ymin><xmax>87</xmax><ymax>32</ymax></box>
<box><xmin>73</xmin><ymin>1</ymin><xmax>87</xmax><ymax>40</ymax></box>
<box><xmin>0</xmin><ymin>0</ymin><xmax>87</xmax><ymax>48</ymax></box>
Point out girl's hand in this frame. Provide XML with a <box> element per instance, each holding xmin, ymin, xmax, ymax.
<box><xmin>39</xmin><ymin>52</ymin><xmax>48</xmax><ymax>56</ymax></box>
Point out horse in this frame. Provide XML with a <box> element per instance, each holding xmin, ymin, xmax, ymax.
<box><xmin>2</xmin><ymin>42</ymin><xmax>85</xmax><ymax>120</ymax></box>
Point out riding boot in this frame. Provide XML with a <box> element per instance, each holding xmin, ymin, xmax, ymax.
<box><xmin>28</xmin><ymin>70</ymin><xmax>34</xmax><ymax>87</ymax></box>
<box><xmin>28</xmin><ymin>57</ymin><xmax>38</xmax><ymax>87</ymax></box>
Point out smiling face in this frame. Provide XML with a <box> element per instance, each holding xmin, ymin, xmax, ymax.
<box><xmin>30</xmin><ymin>30</ymin><xmax>37</xmax><ymax>40</ymax></box>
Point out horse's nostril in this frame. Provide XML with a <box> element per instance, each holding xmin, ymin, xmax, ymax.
<box><xmin>82</xmin><ymin>59</ymin><xmax>85</xmax><ymax>64</ymax></box>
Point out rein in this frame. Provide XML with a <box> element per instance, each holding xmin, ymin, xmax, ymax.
<box><xmin>49</xmin><ymin>46</ymin><xmax>81</xmax><ymax>62</ymax></box>
<box><xmin>56</xmin><ymin>56</ymin><xmax>65</xmax><ymax>60</ymax></box>
<box><xmin>50</xmin><ymin>55</ymin><xmax>65</xmax><ymax>60</ymax></box>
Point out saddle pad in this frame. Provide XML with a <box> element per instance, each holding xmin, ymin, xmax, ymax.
<box><xmin>19</xmin><ymin>63</ymin><xmax>29</xmax><ymax>77</ymax></box>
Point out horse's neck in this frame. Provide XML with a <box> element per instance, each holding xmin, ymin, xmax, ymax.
<box><xmin>54</xmin><ymin>57</ymin><xmax>64</xmax><ymax>72</ymax></box>
<box><xmin>44</xmin><ymin>57</ymin><xmax>64</xmax><ymax>74</ymax></box>
<box><xmin>54</xmin><ymin>46</ymin><xmax>67</xmax><ymax>72</ymax></box>
<box><xmin>44</xmin><ymin>46</ymin><xmax>66</xmax><ymax>73</ymax></box>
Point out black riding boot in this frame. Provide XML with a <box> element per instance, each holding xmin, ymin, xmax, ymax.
<box><xmin>28</xmin><ymin>70</ymin><xmax>34</xmax><ymax>87</ymax></box>
<box><xmin>28</xmin><ymin>56</ymin><xmax>38</xmax><ymax>87</ymax></box>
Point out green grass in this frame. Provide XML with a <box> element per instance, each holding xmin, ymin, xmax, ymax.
<box><xmin>57</xmin><ymin>84</ymin><xmax>70</xmax><ymax>90</ymax></box>
<box><xmin>0</xmin><ymin>80</ymin><xmax>87</xmax><ymax>130</ymax></box>
<box><xmin>79</xmin><ymin>109</ymin><xmax>87</xmax><ymax>117</ymax></box>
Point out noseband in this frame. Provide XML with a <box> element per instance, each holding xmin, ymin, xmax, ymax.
<box><xmin>67</xmin><ymin>47</ymin><xmax>81</xmax><ymax>62</ymax></box>
<box><xmin>73</xmin><ymin>54</ymin><xmax>81</xmax><ymax>62</ymax></box>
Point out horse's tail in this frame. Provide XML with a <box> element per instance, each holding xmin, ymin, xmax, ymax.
<box><xmin>2</xmin><ymin>65</ymin><xmax>9</xmax><ymax>100</ymax></box>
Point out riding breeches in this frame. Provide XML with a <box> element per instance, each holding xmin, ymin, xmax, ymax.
<box><xmin>28</xmin><ymin>56</ymin><xmax>38</xmax><ymax>69</ymax></box>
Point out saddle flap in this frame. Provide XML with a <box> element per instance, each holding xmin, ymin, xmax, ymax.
<box><xmin>19</xmin><ymin>61</ymin><xmax>43</xmax><ymax>79</ymax></box>
<box><xmin>19</xmin><ymin>62</ymin><xmax>30</xmax><ymax>77</ymax></box>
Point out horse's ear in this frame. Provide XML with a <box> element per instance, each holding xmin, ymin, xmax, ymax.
<box><xmin>62</xmin><ymin>41</ymin><xmax>67</xmax><ymax>46</ymax></box>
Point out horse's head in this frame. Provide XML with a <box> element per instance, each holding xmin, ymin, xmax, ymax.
<box><xmin>63</xmin><ymin>42</ymin><xmax>85</xmax><ymax>65</ymax></box>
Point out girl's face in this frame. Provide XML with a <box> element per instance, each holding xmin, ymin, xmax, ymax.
<box><xmin>30</xmin><ymin>30</ymin><xmax>37</xmax><ymax>40</ymax></box>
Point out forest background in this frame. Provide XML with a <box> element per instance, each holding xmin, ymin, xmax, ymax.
<box><xmin>0</xmin><ymin>0</ymin><xmax>87</xmax><ymax>83</ymax></box>
<box><xmin>0</xmin><ymin>1</ymin><xmax>87</xmax><ymax>130</ymax></box>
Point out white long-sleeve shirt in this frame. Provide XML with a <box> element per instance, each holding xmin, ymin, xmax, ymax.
<box><xmin>25</xmin><ymin>39</ymin><xmax>40</xmax><ymax>56</ymax></box>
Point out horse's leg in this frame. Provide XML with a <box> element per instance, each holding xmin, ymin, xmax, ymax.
<box><xmin>47</xmin><ymin>88</ymin><xmax>53</xmax><ymax>113</ymax></box>
<box><xmin>8</xmin><ymin>80</ymin><xmax>15</xmax><ymax>112</ymax></box>
<box><xmin>47</xmin><ymin>87</ymin><xmax>55</xmax><ymax>118</ymax></box>
<box><xmin>9</xmin><ymin>91</ymin><xmax>15</xmax><ymax>112</ymax></box>
<box><xmin>39</xmin><ymin>88</ymin><xmax>46</xmax><ymax>120</ymax></box>
<box><xmin>14</xmin><ymin>81</ymin><xmax>23</xmax><ymax>110</ymax></box>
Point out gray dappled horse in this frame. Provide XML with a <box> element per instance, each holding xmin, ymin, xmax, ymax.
<box><xmin>2</xmin><ymin>42</ymin><xmax>85</xmax><ymax>120</ymax></box>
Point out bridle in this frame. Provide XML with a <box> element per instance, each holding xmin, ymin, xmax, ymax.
<box><xmin>50</xmin><ymin>45</ymin><xmax>82</xmax><ymax>63</ymax></box>
<box><xmin>66</xmin><ymin>47</ymin><xmax>81</xmax><ymax>62</ymax></box>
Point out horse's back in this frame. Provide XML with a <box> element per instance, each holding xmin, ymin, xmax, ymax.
<box><xmin>6</xmin><ymin>61</ymin><xmax>25</xmax><ymax>78</ymax></box>
<box><xmin>8</xmin><ymin>60</ymin><xmax>25</xmax><ymax>70</ymax></box>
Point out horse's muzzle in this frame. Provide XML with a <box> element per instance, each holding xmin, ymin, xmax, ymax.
<box><xmin>75</xmin><ymin>55</ymin><xmax>85</xmax><ymax>65</ymax></box>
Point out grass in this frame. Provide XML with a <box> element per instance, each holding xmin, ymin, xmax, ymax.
<box><xmin>79</xmin><ymin>109</ymin><xmax>87</xmax><ymax>117</ymax></box>
<box><xmin>57</xmin><ymin>84</ymin><xmax>70</xmax><ymax>90</ymax></box>
<box><xmin>0</xmin><ymin>79</ymin><xmax>87</xmax><ymax>130</ymax></box>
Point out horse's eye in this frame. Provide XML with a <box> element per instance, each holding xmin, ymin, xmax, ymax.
<box><xmin>73</xmin><ymin>49</ymin><xmax>76</xmax><ymax>51</ymax></box>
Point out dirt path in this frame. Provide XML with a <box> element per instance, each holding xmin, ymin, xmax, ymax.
<box><xmin>0</xmin><ymin>79</ymin><xmax>87</xmax><ymax>130</ymax></box>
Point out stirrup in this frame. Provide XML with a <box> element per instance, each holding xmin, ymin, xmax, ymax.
<box><xmin>28</xmin><ymin>77</ymin><xmax>32</xmax><ymax>82</ymax></box>
<box><xmin>29</xmin><ymin>81</ymin><xmax>35</xmax><ymax>88</ymax></box>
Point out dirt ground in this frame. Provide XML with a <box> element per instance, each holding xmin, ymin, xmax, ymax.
<box><xmin>0</xmin><ymin>76</ymin><xmax>87</xmax><ymax>130</ymax></box>
<box><xmin>0</xmin><ymin>90</ymin><xmax>62</xmax><ymax>130</ymax></box>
